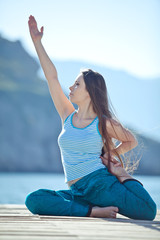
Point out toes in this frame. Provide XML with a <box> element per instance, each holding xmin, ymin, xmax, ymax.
<box><xmin>111</xmin><ymin>212</ymin><xmax>116</xmax><ymax>218</ymax></box>
<box><xmin>113</xmin><ymin>212</ymin><xmax>117</xmax><ymax>218</ymax></box>
<box><xmin>110</xmin><ymin>206</ymin><xmax>119</xmax><ymax>212</ymax></box>
<box><xmin>115</xmin><ymin>207</ymin><xmax>119</xmax><ymax>212</ymax></box>
<box><xmin>113</xmin><ymin>207</ymin><xmax>119</xmax><ymax>212</ymax></box>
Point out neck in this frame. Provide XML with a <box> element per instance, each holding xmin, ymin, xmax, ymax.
<box><xmin>76</xmin><ymin>102</ymin><xmax>97</xmax><ymax>120</ymax></box>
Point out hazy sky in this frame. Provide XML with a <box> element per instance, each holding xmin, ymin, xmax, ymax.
<box><xmin>0</xmin><ymin>0</ymin><xmax>160</xmax><ymax>78</ymax></box>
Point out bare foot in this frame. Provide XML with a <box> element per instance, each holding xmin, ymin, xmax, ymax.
<box><xmin>90</xmin><ymin>206</ymin><xmax>119</xmax><ymax>218</ymax></box>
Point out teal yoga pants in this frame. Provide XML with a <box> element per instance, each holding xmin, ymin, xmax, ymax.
<box><xmin>25</xmin><ymin>168</ymin><xmax>157</xmax><ymax>220</ymax></box>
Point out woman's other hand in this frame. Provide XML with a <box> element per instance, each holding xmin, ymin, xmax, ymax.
<box><xmin>100</xmin><ymin>154</ymin><xmax>134</xmax><ymax>183</ymax></box>
<box><xmin>100</xmin><ymin>152</ymin><xmax>120</xmax><ymax>167</ymax></box>
<box><xmin>28</xmin><ymin>15</ymin><xmax>43</xmax><ymax>43</ymax></box>
<box><xmin>100</xmin><ymin>153</ymin><xmax>123</xmax><ymax>177</ymax></box>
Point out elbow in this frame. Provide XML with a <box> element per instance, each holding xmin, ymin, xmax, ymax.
<box><xmin>131</xmin><ymin>138</ymin><xmax>138</xmax><ymax>149</ymax></box>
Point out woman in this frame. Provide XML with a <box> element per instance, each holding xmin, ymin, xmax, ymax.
<box><xmin>25</xmin><ymin>15</ymin><xmax>157</xmax><ymax>220</ymax></box>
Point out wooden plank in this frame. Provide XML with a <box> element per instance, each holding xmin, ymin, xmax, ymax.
<box><xmin>0</xmin><ymin>205</ymin><xmax>159</xmax><ymax>240</ymax></box>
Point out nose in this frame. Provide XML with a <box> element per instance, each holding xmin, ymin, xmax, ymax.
<box><xmin>69</xmin><ymin>86</ymin><xmax>73</xmax><ymax>91</ymax></box>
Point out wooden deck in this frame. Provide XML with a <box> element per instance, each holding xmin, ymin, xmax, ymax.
<box><xmin>0</xmin><ymin>205</ymin><xmax>159</xmax><ymax>240</ymax></box>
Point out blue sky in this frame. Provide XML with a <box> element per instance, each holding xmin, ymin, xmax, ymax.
<box><xmin>0</xmin><ymin>0</ymin><xmax>160</xmax><ymax>79</ymax></box>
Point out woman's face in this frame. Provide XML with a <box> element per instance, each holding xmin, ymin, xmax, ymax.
<box><xmin>69</xmin><ymin>73</ymin><xmax>90</xmax><ymax>104</ymax></box>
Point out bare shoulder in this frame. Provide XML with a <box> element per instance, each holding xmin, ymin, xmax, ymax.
<box><xmin>105</xmin><ymin>118</ymin><xmax>137</xmax><ymax>142</ymax></box>
<box><xmin>106</xmin><ymin>118</ymin><xmax>121</xmax><ymax>130</ymax></box>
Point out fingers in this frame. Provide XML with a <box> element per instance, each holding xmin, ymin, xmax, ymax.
<box><xmin>100</xmin><ymin>156</ymin><xmax>116</xmax><ymax>168</ymax></box>
<box><xmin>29</xmin><ymin>15</ymin><xmax>35</xmax><ymax>20</ymax></box>
<box><xmin>114</xmin><ymin>163</ymin><xmax>121</xmax><ymax>167</ymax></box>
<box><xmin>103</xmin><ymin>152</ymin><xmax>108</xmax><ymax>158</ymax></box>
<box><xmin>40</xmin><ymin>26</ymin><xmax>44</xmax><ymax>33</ymax></box>
<box><xmin>100</xmin><ymin>157</ymin><xmax>108</xmax><ymax>166</ymax></box>
<box><xmin>100</xmin><ymin>156</ymin><xmax>122</xmax><ymax>170</ymax></box>
<box><xmin>100</xmin><ymin>156</ymin><xmax>108</xmax><ymax>163</ymax></box>
<box><xmin>100</xmin><ymin>155</ymin><xmax>118</xmax><ymax>164</ymax></box>
<box><xmin>111</xmin><ymin>158</ymin><xmax>118</xmax><ymax>164</ymax></box>
<box><xmin>28</xmin><ymin>15</ymin><xmax>37</xmax><ymax>26</ymax></box>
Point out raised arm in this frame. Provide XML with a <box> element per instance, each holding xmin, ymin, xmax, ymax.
<box><xmin>28</xmin><ymin>15</ymin><xmax>75</xmax><ymax>122</ymax></box>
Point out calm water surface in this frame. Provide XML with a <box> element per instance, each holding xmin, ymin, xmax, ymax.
<box><xmin>0</xmin><ymin>173</ymin><xmax>159</xmax><ymax>209</ymax></box>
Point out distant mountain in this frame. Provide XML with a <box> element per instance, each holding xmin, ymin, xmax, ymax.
<box><xmin>0</xmin><ymin>35</ymin><xmax>160</xmax><ymax>175</ymax></box>
<box><xmin>0</xmin><ymin>35</ymin><xmax>63</xmax><ymax>173</ymax></box>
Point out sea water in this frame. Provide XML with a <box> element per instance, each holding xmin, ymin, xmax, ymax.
<box><xmin>0</xmin><ymin>173</ymin><xmax>159</xmax><ymax>209</ymax></box>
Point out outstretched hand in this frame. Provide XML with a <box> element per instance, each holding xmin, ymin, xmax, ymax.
<box><xmin>28</xmin><ymin>15</ymin><xmax>43</xmax><ymax>43</ymax></box>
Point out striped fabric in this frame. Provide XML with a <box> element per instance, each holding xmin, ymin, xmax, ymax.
<box><xmin>58</xmin><ymin>110</ymin><xmax>105</xmax><ymax>183</ymax></box>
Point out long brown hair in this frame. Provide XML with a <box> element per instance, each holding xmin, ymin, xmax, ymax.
<box><xmin>81</xmin><ymin>68</ymin><xmax>140</xmax><ymax>174</ymax></box>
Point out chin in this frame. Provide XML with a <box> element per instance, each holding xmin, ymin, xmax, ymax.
<box><xmin>70</xmin><ymin>99</ymin><xmax>77</xmax><ymax>105</ymax></box>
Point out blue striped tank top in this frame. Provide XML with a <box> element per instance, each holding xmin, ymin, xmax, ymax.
<box><xmin>58</xmin><ymin>110</ymin><xmax>105</xmax><ymax>183</ymax></box>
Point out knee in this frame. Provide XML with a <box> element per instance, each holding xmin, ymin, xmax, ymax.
<box><xmin>25</xmin><ymin>189</ymin><xmax>44</xmax><ymax>214</ymax></box>
<box><xmin>145</xmin><ymin>200</ymin><xmax>157</xmax><ymax>221</ymax></box>
<box><xmin>137</xmin><ymin>199</ymin><xmax>157</xmax><ymax>221</ymax></box>
<box><xmin>125</xmin><ymin>200</ymin><xmax>157</xmax><ymax>221</ymax></box>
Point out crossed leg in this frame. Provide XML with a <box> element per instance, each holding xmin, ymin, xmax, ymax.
<box><xmin>25</xmin><ymin>188</ymin><xmax>118</xmax><ymax>218</ymax></box>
